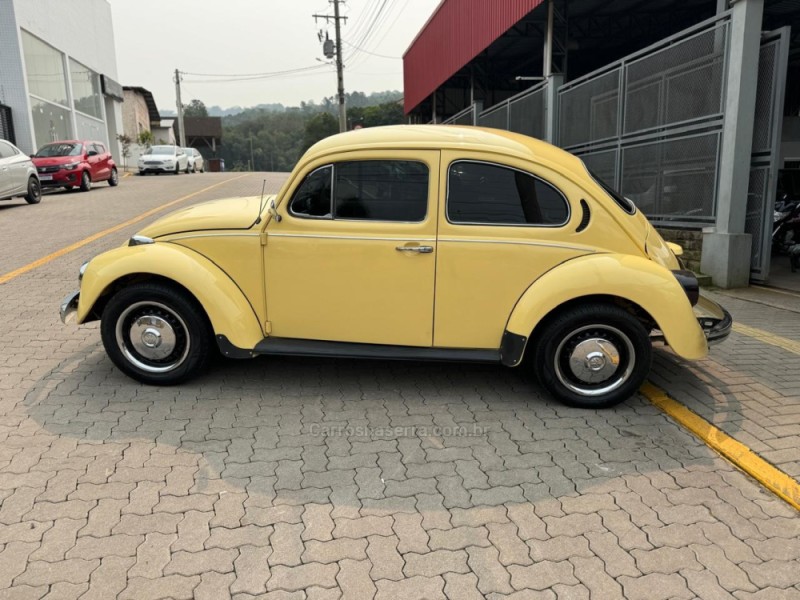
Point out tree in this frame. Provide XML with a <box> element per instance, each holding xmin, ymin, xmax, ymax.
<box><xmin>137</xmin><ymin>130</ymin><xmax>154</xmax><ymax>147</ymax></box>
<box><xmin>183</xmin><ymin>99</ymin><xmax>208</xmax><ymax>118</ymax></box>
<box><xmin>116</xmin><ymin>134</ymin><xmax>132</xmax><ymax>170</ymax></box>
<box><xmin>302</xmin><ymin>112</ymin><xmax>339</xmax><ymax>152</ymax></box>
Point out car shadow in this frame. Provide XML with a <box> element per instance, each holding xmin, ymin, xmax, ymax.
<box><xmin>22</xmin><ymin>341</ymin><xmax>718</xmax><ymax>509</ymax></box>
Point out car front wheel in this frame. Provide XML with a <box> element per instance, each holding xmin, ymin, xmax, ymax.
<box><xmin>24</xmin><ymin>176</ymin><xmax>41</xmax><ymax>204</ymax></box>
<box><xmin>100</xmin><ymin>282</ymin><xmax>213</xmax><ymax>385</ymax></box>
<box><xmin>532</xmin><ymin>303</ymin><xmax>652</xmax><ymax>409</ymax></box>
<box><xmin>79</xmin><ymin>171</ymin><xmax>92</xmax><ymax>192</ymax></box>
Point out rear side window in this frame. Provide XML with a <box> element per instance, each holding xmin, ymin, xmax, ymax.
<box><xmin>447</xmin><ymin>161</ymin><xmax>569</xmax><ymax>226</ymax></box>
<box><xmin>290</xmin><ymin>160</ymin><xmax>429</xmax><ymax>222</ymax></box>
<box><xmin>0</xmin><ymin>141</ymin><xmax>17</xmax><ymax>158</ymax></box>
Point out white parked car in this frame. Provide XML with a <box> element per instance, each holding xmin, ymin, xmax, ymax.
<box><xmin>138</xmin><ymin>145</ymin><xmax>189</xmax><ymax>175</ymax></box>
<box><xmin>185</xmin><ymin>148</ymin><xmax>204</xmax><ymax>173</ymax></box>
<box><xmin>0</xmin><ymin>139</ymin><xmax>41</xmax><ymax>204</ymax></box>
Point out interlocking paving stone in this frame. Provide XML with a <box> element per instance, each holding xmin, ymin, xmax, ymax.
<box><xmin>1</xmin><ymin>175</ymin><xmax>800</xmax><ymax>598</ymax></box>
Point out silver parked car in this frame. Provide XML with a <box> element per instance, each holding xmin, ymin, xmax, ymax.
<box><xmin>185</xmin><ymin>148</ymin><xmax>204</xmax><ymax>173</ymax></box>
<box><xmin>0</xmin><ymin>139</ymin><xmax>41</xmax><ymax>204</ymax></box>
<box><xmin>138</xmin><ymin>145</ymin><xmax>190</xmax><ymax>175</ymax></box>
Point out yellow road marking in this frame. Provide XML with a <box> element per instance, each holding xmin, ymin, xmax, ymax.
<box><xmin>642</xmin><ymin>382</ymin><xmax>800</xmax><ymax>511</ymax></box>
<box><xmin>0</xmin><ymin>175</ymin><xmax>249</xmax><ymax>286</ymax></box>
<box><xmin>732</xmin><ymin>322</ymin><xmax>800</xmax><ymax>355</ymax></box>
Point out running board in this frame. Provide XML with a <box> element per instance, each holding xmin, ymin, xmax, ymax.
<box><xmin>251</xmin><ymin>337</ymin><xmax>501</xmax><ymax>363</ymax></box>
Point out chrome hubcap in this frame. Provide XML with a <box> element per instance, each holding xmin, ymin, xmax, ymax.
<box><xmin>554</xmin><ymin>324</ymin><xmax>635</xmax><ymax>397</ymax></box>
<box><xmin>568</xmin><ymin>339</ymin><xmax>620</xmax><ymax>383</ymax></box>
<box><xmin>116</xmin><ymin>301</ymin><xmax>190</xmax><ymax>374</ymax></box>
<box><xmin>129</xmin><ymin>316</ymin><xmax>176</xmax><ymax>360</ymax></box>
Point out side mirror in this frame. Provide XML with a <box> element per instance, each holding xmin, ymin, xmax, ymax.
<box><xmin>268</xmin><ymin>199</ymin><xmax>282</xmax><ymax>222</ymax></box>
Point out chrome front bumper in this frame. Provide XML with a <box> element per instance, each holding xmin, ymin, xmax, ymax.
<box><xmin>60</xmin><ymin>290</ymin><xmax>80</xmax><ymax>324</ymax></box>
<box><xmin>694</xmin><ymin>295</ymin><xmax>732</xmax><ymax>346</ymax></box>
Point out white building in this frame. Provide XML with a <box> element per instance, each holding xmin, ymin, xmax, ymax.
<box><xmin>0</xmin><ymin>0</ymin><xmax>123</xmax><ymax>158</ymax></box>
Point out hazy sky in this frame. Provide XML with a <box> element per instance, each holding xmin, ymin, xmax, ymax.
<box><xmin>110</xmin><ymin>0</ymin><xmax>441</xmax><ymax>112</ymax></box>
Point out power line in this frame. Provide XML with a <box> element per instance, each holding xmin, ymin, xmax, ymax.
<box><xmin>180</xmin><ymin>65</ymin><xmax>328</xmax><ymax>80</ymax></box>
<box><xmin>342</xmin><ymin>39</ymin><xmax>399</xmax><ymax>59</ymax></box>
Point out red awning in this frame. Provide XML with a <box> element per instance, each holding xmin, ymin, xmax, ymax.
<box><xmin>403</xmin><ymin>0</ymin><xmax>545</xmax><ymax>114</ymax></box>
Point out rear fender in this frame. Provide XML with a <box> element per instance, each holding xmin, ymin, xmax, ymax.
<box><xmin>505</xmin><ymin>253</ymin><xmax>707</xmax><ymax>361</ymax></box>
<box><xmin>78</xmin><ymin>243</ymin><xmax>263</xmax><ymax>350</ymax></box>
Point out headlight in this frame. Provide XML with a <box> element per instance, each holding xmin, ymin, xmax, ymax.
<box><xmin>62</xmin><ymin>162</ymin><xmax>80</xmax><ymax>170</ymax></box>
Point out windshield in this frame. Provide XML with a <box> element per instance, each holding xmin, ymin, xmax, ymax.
<box><xmin>35</xmin><ymin>143</ymin><xmax>82</xmax><ymax>157</ymax></box>
<box><xmin>146</xmin><ymin>146</ymin><xmax>176</xmax><ymax>156</ymax></box>
<box><xmin>586</xmin><ymin>166</ymin><xmax>636</xmax><ymax>215</ymax></box>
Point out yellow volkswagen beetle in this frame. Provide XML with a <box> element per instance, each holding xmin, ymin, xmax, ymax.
<box><xmin>60</xmin><ymin>126</ymin><xmax>731</xmax><ymax>408</ymax></box>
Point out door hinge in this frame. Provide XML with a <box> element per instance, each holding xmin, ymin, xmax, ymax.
<box><xmin>260</xmin><ymin>233</ymin><xmax>268</xmax><ymax>246</ymax></box>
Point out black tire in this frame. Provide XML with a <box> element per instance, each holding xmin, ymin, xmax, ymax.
<box><xmin>174</xmin><ymin>164</ymin><xmax>179</xmax><ymax>175</ymax></box>
<box><xmin>531</xmin><ymin>303</ymin><xmax>652</xmax><ymax>409</ymax></box>
<box><xmin>79</xmin><ymin>171</ymin><xmax>92</xmax><ymax>192</ymax></box>
<box><xmin>185</xmin><ymin>163</ymin><xmax>191</xmax><ymax>174</ymax></box>
<box><xmin>100</xmin><ymin>282</ymin><xmax>214</xmax><ymax>385</ymax></box>
<box><xmin>24</xmin><ymin>176</ymin><xmax>41</xmax><ymax>204</ymax></box>
<box><xmin>108</xmin><ymin>167</ymin><xmax>119</xmax><ymax>186</ymax></box>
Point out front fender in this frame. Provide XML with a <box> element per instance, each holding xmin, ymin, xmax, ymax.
<box><xmin>78</xmin><ymin>243</ymin><xmax>264</xmax><ymax>351</ymax></box>
<box><xmin>506</xmin><ymin>253</ymin><xmax>707</xmax><ymax>361</ymax></box>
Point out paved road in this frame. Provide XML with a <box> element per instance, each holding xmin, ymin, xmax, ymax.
<box><xmin>0</xmin><ymin>173</ymin><xmax>798</xmax><ymax>599</ymax></box>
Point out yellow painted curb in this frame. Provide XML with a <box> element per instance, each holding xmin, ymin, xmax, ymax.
<box><xmin>641</xmin><ymin>382</ymin><xmax>800</xmax><ymax>511</ymax></box>
<box><xmin>122</xmin><ymin>172</ymin><xmax>132</xmax><ymax>178</ymax></box>
<box><xmin>732</xmin><ymin>322</ymin><xmax>800</xmax><ymax>356</ymax></box>
<box><xmin>0</xmin><ymin>174</ymin><xmax>249</xmax><ymax>285</ymax></box>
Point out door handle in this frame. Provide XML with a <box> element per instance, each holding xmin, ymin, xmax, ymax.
<box><xmin>396</xmin><ymin>245</ymin><xmax>433</xmax><ymax>254</ymax></box>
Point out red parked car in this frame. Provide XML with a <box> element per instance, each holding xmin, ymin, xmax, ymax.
<box><xmin>32</xmin><ymin>140</ymin><xmax>118</xmax><ymax>192</ymax></box>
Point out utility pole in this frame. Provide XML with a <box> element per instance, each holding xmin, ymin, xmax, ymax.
<box><xmin>314</xmin><ymin>0</ymin><xmax>347</xmax><ymax>132</ymax></box>
<box><xmin>174</xmin><ymin>69</ymin><xmax>186</xmax><ymax>147</ymax></box>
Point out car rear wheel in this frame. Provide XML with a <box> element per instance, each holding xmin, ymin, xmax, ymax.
<box><xmin>532</xmin><ymin>303</ymin><xmax>652</xmax><ymax>409</ymax></box>
<box><xmin>108</xmin><ymin>167</ymin><xmax>119</xmax><ymax>186</ymax></box>
<box><xmin>79</xmin><ymin>171</ymin><xmax>92</xmax><ymax>192</ymax></box>
<box><xmin>100</xmin><ymin>282</ymin><xmax>214</xmax><ymax>385</ymax></box>
<box><xmin>24</xmin><ymin>176</ymin><xmax>41</xmax><ymax>204</ymax></box>
<box><xmin>174</xmin><ymin>164</ymin><xmax>179</xmax><ymax>175</ymax></box>
<box><xmin>185</xmin><ymin>163</ymin><xmax>191</xmax><ymax>174</ymax></box>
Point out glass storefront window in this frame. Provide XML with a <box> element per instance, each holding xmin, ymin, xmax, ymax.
<box><xmin>30</xmin><ymin>99</ymin><xmax>73</xmax><ymax>148</ymax></box>
<box><xmin>70</xmin><ymin>58</ymin><xmax>102</xmax><ymax>119</ymax></box>
<box><xmin>21</xmin><ymin>30</ymin><xmax>69</xmax><ymax>107</ymax></box>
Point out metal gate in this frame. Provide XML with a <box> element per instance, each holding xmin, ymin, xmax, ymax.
<box><xmin>557</xmin><ymin>13</ymin><xmax>731</xmax><ymax>226</ymax></box>
<box><xmin>0</xmin><ymin>104</ymin><xmax>15</xmax><ymax>144</ymax></box>
<box><xmin>746</xmin><ymin>28</ymin><xmax>790</xmax><ymax>283</ymax></box>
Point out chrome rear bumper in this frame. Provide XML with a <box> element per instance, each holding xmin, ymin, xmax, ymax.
<box><xmin>694</xmin><ymin>294</ymin><xmax>732</xmax><ymax>346</ymax></box>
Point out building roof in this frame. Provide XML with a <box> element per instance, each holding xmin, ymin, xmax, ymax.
<box><xmin>403</xmin><ymin>0</ymin><xmax>544</xmax><ymax>114</ymax></box>
<box><xmin>122</xmin><ymin>86</ymin><xmax>160</xmax><ymax>124</ymax></box>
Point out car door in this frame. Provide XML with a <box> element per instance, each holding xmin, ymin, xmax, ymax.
<box><xmin>265</xmin><ymin>150</ymin><xmax>439</xmax><ymax>347</ymax></box>
<box><xmin>433</xmin><ymin>150</ymin><xmax>592</xmax><ymax>349</ymax></box>
<box><xmin>94</xmin><ymin>143</ymin><xmax>110</xmax><ymax>180</ymax></box>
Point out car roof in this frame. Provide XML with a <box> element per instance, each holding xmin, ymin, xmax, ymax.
<box><xmin>304</xmin><ymin>125</ymin><xmax>588</xmax><ymax>177</ymax></box>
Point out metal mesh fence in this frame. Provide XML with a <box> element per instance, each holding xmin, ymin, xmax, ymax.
<box><xmin>578</xmin><ymin>149</ymin><xmax>619</xmax><ymax>190</ymax></box>
<box><xmin>745</xmin><ymin>166</ymin><xmax>768</xmax><ymax>272</ymax></box>
<box><xmin>752</xmin><ymin>41</ymin><xmax>777</xmax><ymax>153</ymax></box>
<box><xmin>508</xmin><ymin>87</ymin><xmax>545</xmax><ymax>139</ymax></box>
<box><xmin>558</xmin><ymin>68</ymin><xmax>620</xmax><ymax>148</ymax></box>
<box><xmin>443</xmin><ymin>104</ymin><xmax>477</xmax><ymax>126</ymax></box>
<box><xmin>620</xmin><ymin>133</ymin><xmax>719</xmax><ymax>221</ymax></box>
<box><xmin>624</xmin><ymin>23</ymin><xmax>727</xmax><ymax>135</ymax></box>
<box><xmin>0</xmin><ymin>104</ymin><xmax>15</xmax><ymax>144</ymax></box>
<box><xmin>478</xmin><ymin>105</ymin><xmax>509</xmax><ymax>130</ymax></box>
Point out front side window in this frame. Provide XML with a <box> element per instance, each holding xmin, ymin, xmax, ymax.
<box><xmin>447</xmin><ymin>161</ymin><xmax>569</xmax><ymax>226</ymax></box>
<box><xmin>290</xmin><ymin>160</ymin><xmax>429</xmax><ymax>222</ymax></box>
<box><xmin>290</xmin><ymin>165</ymin><xmax>333</xmax><ymax>218</ymax></box>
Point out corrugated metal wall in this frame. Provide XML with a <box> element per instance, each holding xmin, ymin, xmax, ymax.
<box><xmin>403</xmin><ymin>0</ymin><xmax>544</xmax><ymax>114</ymax></box>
